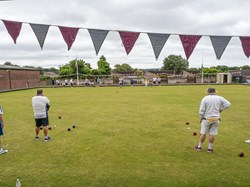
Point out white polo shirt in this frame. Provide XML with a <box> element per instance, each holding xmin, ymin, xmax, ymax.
<box><xmin>32</xmin><ymin>95</ymin><xmax>50</xmax><ymax>119</ymax></box>
<box><xmin>199</xmin><ymin>94</ymin><xmax>231</xmax><ymax>119</ymax></box>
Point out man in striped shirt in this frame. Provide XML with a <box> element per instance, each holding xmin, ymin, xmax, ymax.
<box><xmin>32</xmin><ymin>89</ymin><xmax>52</xmax><ymax>142</ymax></box>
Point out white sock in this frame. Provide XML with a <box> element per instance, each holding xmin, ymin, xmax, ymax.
<box><xmin>198</xmin><ymin>141</ymin><xmax>203</xmax><ymax>148</ymax></box>
<box><xmin>208</xmin><ymin>143</ymin><xmax>213</xmax><ymax>149</ymax></box>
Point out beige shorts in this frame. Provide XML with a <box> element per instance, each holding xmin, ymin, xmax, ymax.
<box><xmin>200</xmin><ymin>118</ymin><xmax>220</xmax><ymax>135</ymax></box>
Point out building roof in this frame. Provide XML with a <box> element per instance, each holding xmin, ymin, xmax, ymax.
<box><xmin>146</xmin><ymin>70</ymin><xmax>174</xmax><ymax>74</ymax></box>
<box><xmin>0</xmin><ymin>65</ymin><xmax>39</xmax><ymax>71</ymax></box>
<box><xmin>229</xmin><ymin>70</ymin><xmax>250</xmax><ymax>76</ymax></box>
<box><xmin>44</xmin><ymin>71</ymin><xmax>58</xmax><ymax>77</ymax></box>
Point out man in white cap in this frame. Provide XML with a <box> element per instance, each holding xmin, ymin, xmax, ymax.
<box><xmin>195</xmin><ymin>88</ymin><xmax>231</xmax><ymax>153</ymax></box>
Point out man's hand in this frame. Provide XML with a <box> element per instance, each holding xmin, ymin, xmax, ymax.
<box><xmin>46</xmin><ymin>104</ymin><xmax>50</xmax><ymax>111</ymax></box>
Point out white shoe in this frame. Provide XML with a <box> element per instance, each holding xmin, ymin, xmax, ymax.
<box><xmin>245</xmin><ymin>139</ymin><xmax>250</xmax><ymax>143</ymax></box>
<box><xmin>0</xmin><ymin>148</ymin><xmax>8</xmax><ymax>154</ymax></box>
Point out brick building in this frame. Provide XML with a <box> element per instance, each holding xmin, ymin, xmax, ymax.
<box><xmin>0</xmin><ymin>65</ymin><xmax>40</xmax><ymax>91</ymax></box>
<box><xmin>229</xmin><ymin>70</ymin><xmax>250</xmax><ymax>83</ymax></box>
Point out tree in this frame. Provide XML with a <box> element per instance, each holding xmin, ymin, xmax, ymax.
<box><xmin>23</xmin><ymin>65</ymin><xmax>35</xmax><ymax>68</ymax></box>
<box><xmin>97</xmin><ymin>55</ymin><xmax>111</xmax><ymax>75</ymax></box>
<box><xmin>4</xmin><ymin>62</ymin><xmax>19</xmax><ymax>67</ymax></box>
<box><xmin>188</xmin><ymin>67</ymin><xmax>199</xmax><ymax>71</ymax></box>
<box><xmin>58</xmin><ymin>64</ymin><xmax>74</xmax><ymax>76</ymax></box>
<box><xmin>162</xmin><ymin>55</ymin><xmax>189</xmax><ymax>74</ymax></box>
<box><xmin>211</xmin><ymin>65</ymin><xmax>229</xmax><ymax>72</ymax></box>
<box><xmin>37</xmin><ymin>67</ymin><xmax>44</xmax><ymax>75</ymax></box>
<box><xmin>91</xmin><ymin>69</ymin><xmax>101</xmax><ymax>75</ymax></box>
<box><xmin>228</xmin><ymin>66</ymin><xmax>240</xmax><ymax>71</ymax></box>
<box><xmin>69</xmin><ymin>59</ymin><xmax>92</xmax><ymax>75</ymax></box>
<box><xmin>202</xmin><ymin>67</ymin><xmax>221</xmax><ymax>76</ymax></box>
<box><xmin>59</xmin><ymin>59</ymin><xmax>93</xmax><ymax>76</ymax></box>
<box><xmin>241</xmin><ymin>65</ymin><xmax>250</xmax><ymax>70</ymax></box>
<box><xmin>49</xmin><ymin>67</ymin><xmax>59</xmax><ymax>73</ymax></box>
<box><xmin>113</xmin><ymin>63</ymin><xmax>134</xmax><ymax>72</ymax></box>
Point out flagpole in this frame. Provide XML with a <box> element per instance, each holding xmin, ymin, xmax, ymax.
<box><xmin>76</xmin><ymin>54</ymin><xmax>79</xmax><ymax>86</ymax></box>
<box><xmin>201</xmin><ymin>51</ymin><xmax>204</xmax><ymax>84</ymax></box>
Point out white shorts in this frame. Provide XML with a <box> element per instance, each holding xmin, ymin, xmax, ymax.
<box><xmin>200</xmin><ymin>118</ymin><xmax>220</xmax><ymax>135</ymax></box>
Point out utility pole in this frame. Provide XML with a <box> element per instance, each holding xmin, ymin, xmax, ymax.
<box><xmin>201</xmin><ymin>51</ymin><xmax>204</xmax><ymax>84</ymax></box>
<box><xmin>76</xmin><ymin>54</ymin><xmax>79</xmax><ymax>86</ymax></box>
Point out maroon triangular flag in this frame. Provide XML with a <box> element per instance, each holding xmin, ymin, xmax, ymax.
<box><xmin>119</xmin><ymin>31</ymin><xmax>140</xmax><ymax>55</ymax></box>
<box><xmin>59</xmin><ymin>26</ymin><xmax>79</xmax><ymax>50</ymax></box>
<box><xmin>240</xmin><ymin>36</ymin><xmax>250</xmax><ymax>58</ymax></box>
<box><xmin>2</xmin><ymin>20</ymin><xmax>22</xmax><ymax>44</ymax></box>
<box><xmin>179</xmin><ymin>35</ymin><xmax>201</xmax><ymax>59</ymax></box>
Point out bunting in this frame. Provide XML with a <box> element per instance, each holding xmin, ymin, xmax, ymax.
<box><xmin>59</xmin><ymin>26</ymin><xmax>79</xmax><ymax>50</ymax></box>
<box><xmin>210</xmin><ymin>36</ymin><xmax>231</xmax><ymax>60</ymax></box>
<box><xmin>239</xmin><ymin>37</ymin><xmax>250</xmax><ymax>58</ymax></box>
<box><xmin>2</xmin><ymin>20</ymin><xmax>22</xmax><ymax>44</ymax></box>
<box><xmin>88</xmin><ymin>29</ymin><xmax>109</xmax><ymax>55</ymax></box>
<box><xmin>1</xmin><ymin>19</ymin><xmax>250</xmax><ymax>62</ymax></box>
<box><xmin>30</xmin><ymin>23</ymin><xmax>50</xmax><ymax>49</ymax></box>
<box><xmin>147</xmin><ymin>33</ymin><xmax>170</xmax><ymax>60</ymax></box>
<box><xmin>179</xmin><ymin>35</ymin><xmax>201</xmax><ymax>59</ymax></box>
<box><xmin>119</xmin><ymin>31</ymin><xmax>140</xmax><ymax>55</ymax></box>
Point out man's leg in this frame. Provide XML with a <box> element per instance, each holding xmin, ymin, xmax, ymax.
<box><xmin>35</xmin><ymin>127</ymin><xmax>40</xmax><ymax>136</ymax></box>
<box><xmin>195</xmin><ymin>119</ymin><xmax>208</xmax><ymax>150</ymax></box>
<box><xmin>42</xmin><ymin>117</ymin><xmax>52</xmax><ymax>141</ymax></box>
<box><xmin>208</xmin><ymin>135</ymin><xmax>215</xmax><ymax>151</ymax></box>
<box><xmin>35</xmin><ymin>127</ymin><xmax>40</xmax><ymax>140</ymax></box>
<box><xmin>194</xmin><ymin>134</ymin><xmax>206</xmax><ymax>151</ymax></box>
<box><xmin>35</xmin><ymin>119</ymin><xmax>41</xmax><ymax>140</ymax></box>
<box><xmin>0</xmin><ymin>125</ymin><xmax>7</xmax><ymax>153</ymax></box>
<box><xmin>0</xmin><ymin>136</ymin><xmax>4</xmax><ymax>153</ymax></box>
<box><xmin>207</xmin><ymin>122</ymin><xmax>219</xmax><ymax>152</ymax></box>
<box><xmin>209</xmin><ymin>135</ymin><xmax>215</xmax><ymax>143</ymax></box>
<box><xmin>0</xmin><ymin>124</ymin><xmax>3</xmax><ymax>148</ymax></box>
<box><xmin>43</xmin><ymin>126</ymin><xmax>52</xmax><ymax>142</ymax></box>
<box><xmin>43</xmin><ymin>117</ymin><xmax>49</xmax><ymax>137</ymax></box>
<box><xmin>43</xmin><ymin>126</ymin><xmax>48</xmax><ymax>137</ymax></box>
<box><xmin>198</xmin><ymin>134</ymin><xmax>206</xmax><ymax>148</ymax></box>
<box><xmin>0</xmin><ymin>135</ymin><xmax>8</xmax><ymax>153</ymax></box>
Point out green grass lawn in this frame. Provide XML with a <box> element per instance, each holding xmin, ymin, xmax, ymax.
<box><xmin>0</xmin><ymin>85</ymin><xmax>249</xmax><ymax>187</ymax></box>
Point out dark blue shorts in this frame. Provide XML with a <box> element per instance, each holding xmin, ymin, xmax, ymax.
<box><xmin>0</xmin><ymin>122</ymin><xmax>3</xmax><ymax>136</ymax></box>
<box><xmin>35</xmin><ymin>118</ymin><xmax>49</xmax><ymax>127</ymax></box>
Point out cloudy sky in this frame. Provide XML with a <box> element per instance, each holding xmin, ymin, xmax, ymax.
<box><xmin>1</xmin><ymin>0</ymin><xmax>250</xmax><ymax>69</ymax></box>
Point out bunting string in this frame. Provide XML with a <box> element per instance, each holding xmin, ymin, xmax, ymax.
<box><xmin>1</xmin><ymin>19</ymin><xmax>250</xmax><ymax>60</ymax></box>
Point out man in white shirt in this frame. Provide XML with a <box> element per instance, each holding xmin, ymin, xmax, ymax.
<box><xmin>32</xmin><ymin>89</ymin><xmax>52</xmax><ymax>142</ymax></box>
<box><xmin>0</xmin><ymin>105</ymin><xmax>8</xmax><ymax>154</ymax></box>
<box><xmin>157</xmin><ymin>77</ymin><xmax>161</xmax><ymax>85</ymax></box>
<box><xmin>153</xmin><ymin>77</ymin><xmax>157</xmax><ymax>85</ymax></box>
<box><xmin>119</xmin><ymin>77</ymin><xmax>124</xmax><ymax>87</ymax></box>
<box><xmin>194</xmin><ymin>88</ymin><xmax>231</xmax><ymax>153</ymax></box>
<box><xmin>70</xmin><ymin>78</ymin><xmax>74</xmax><ymax>87</ymax></box>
